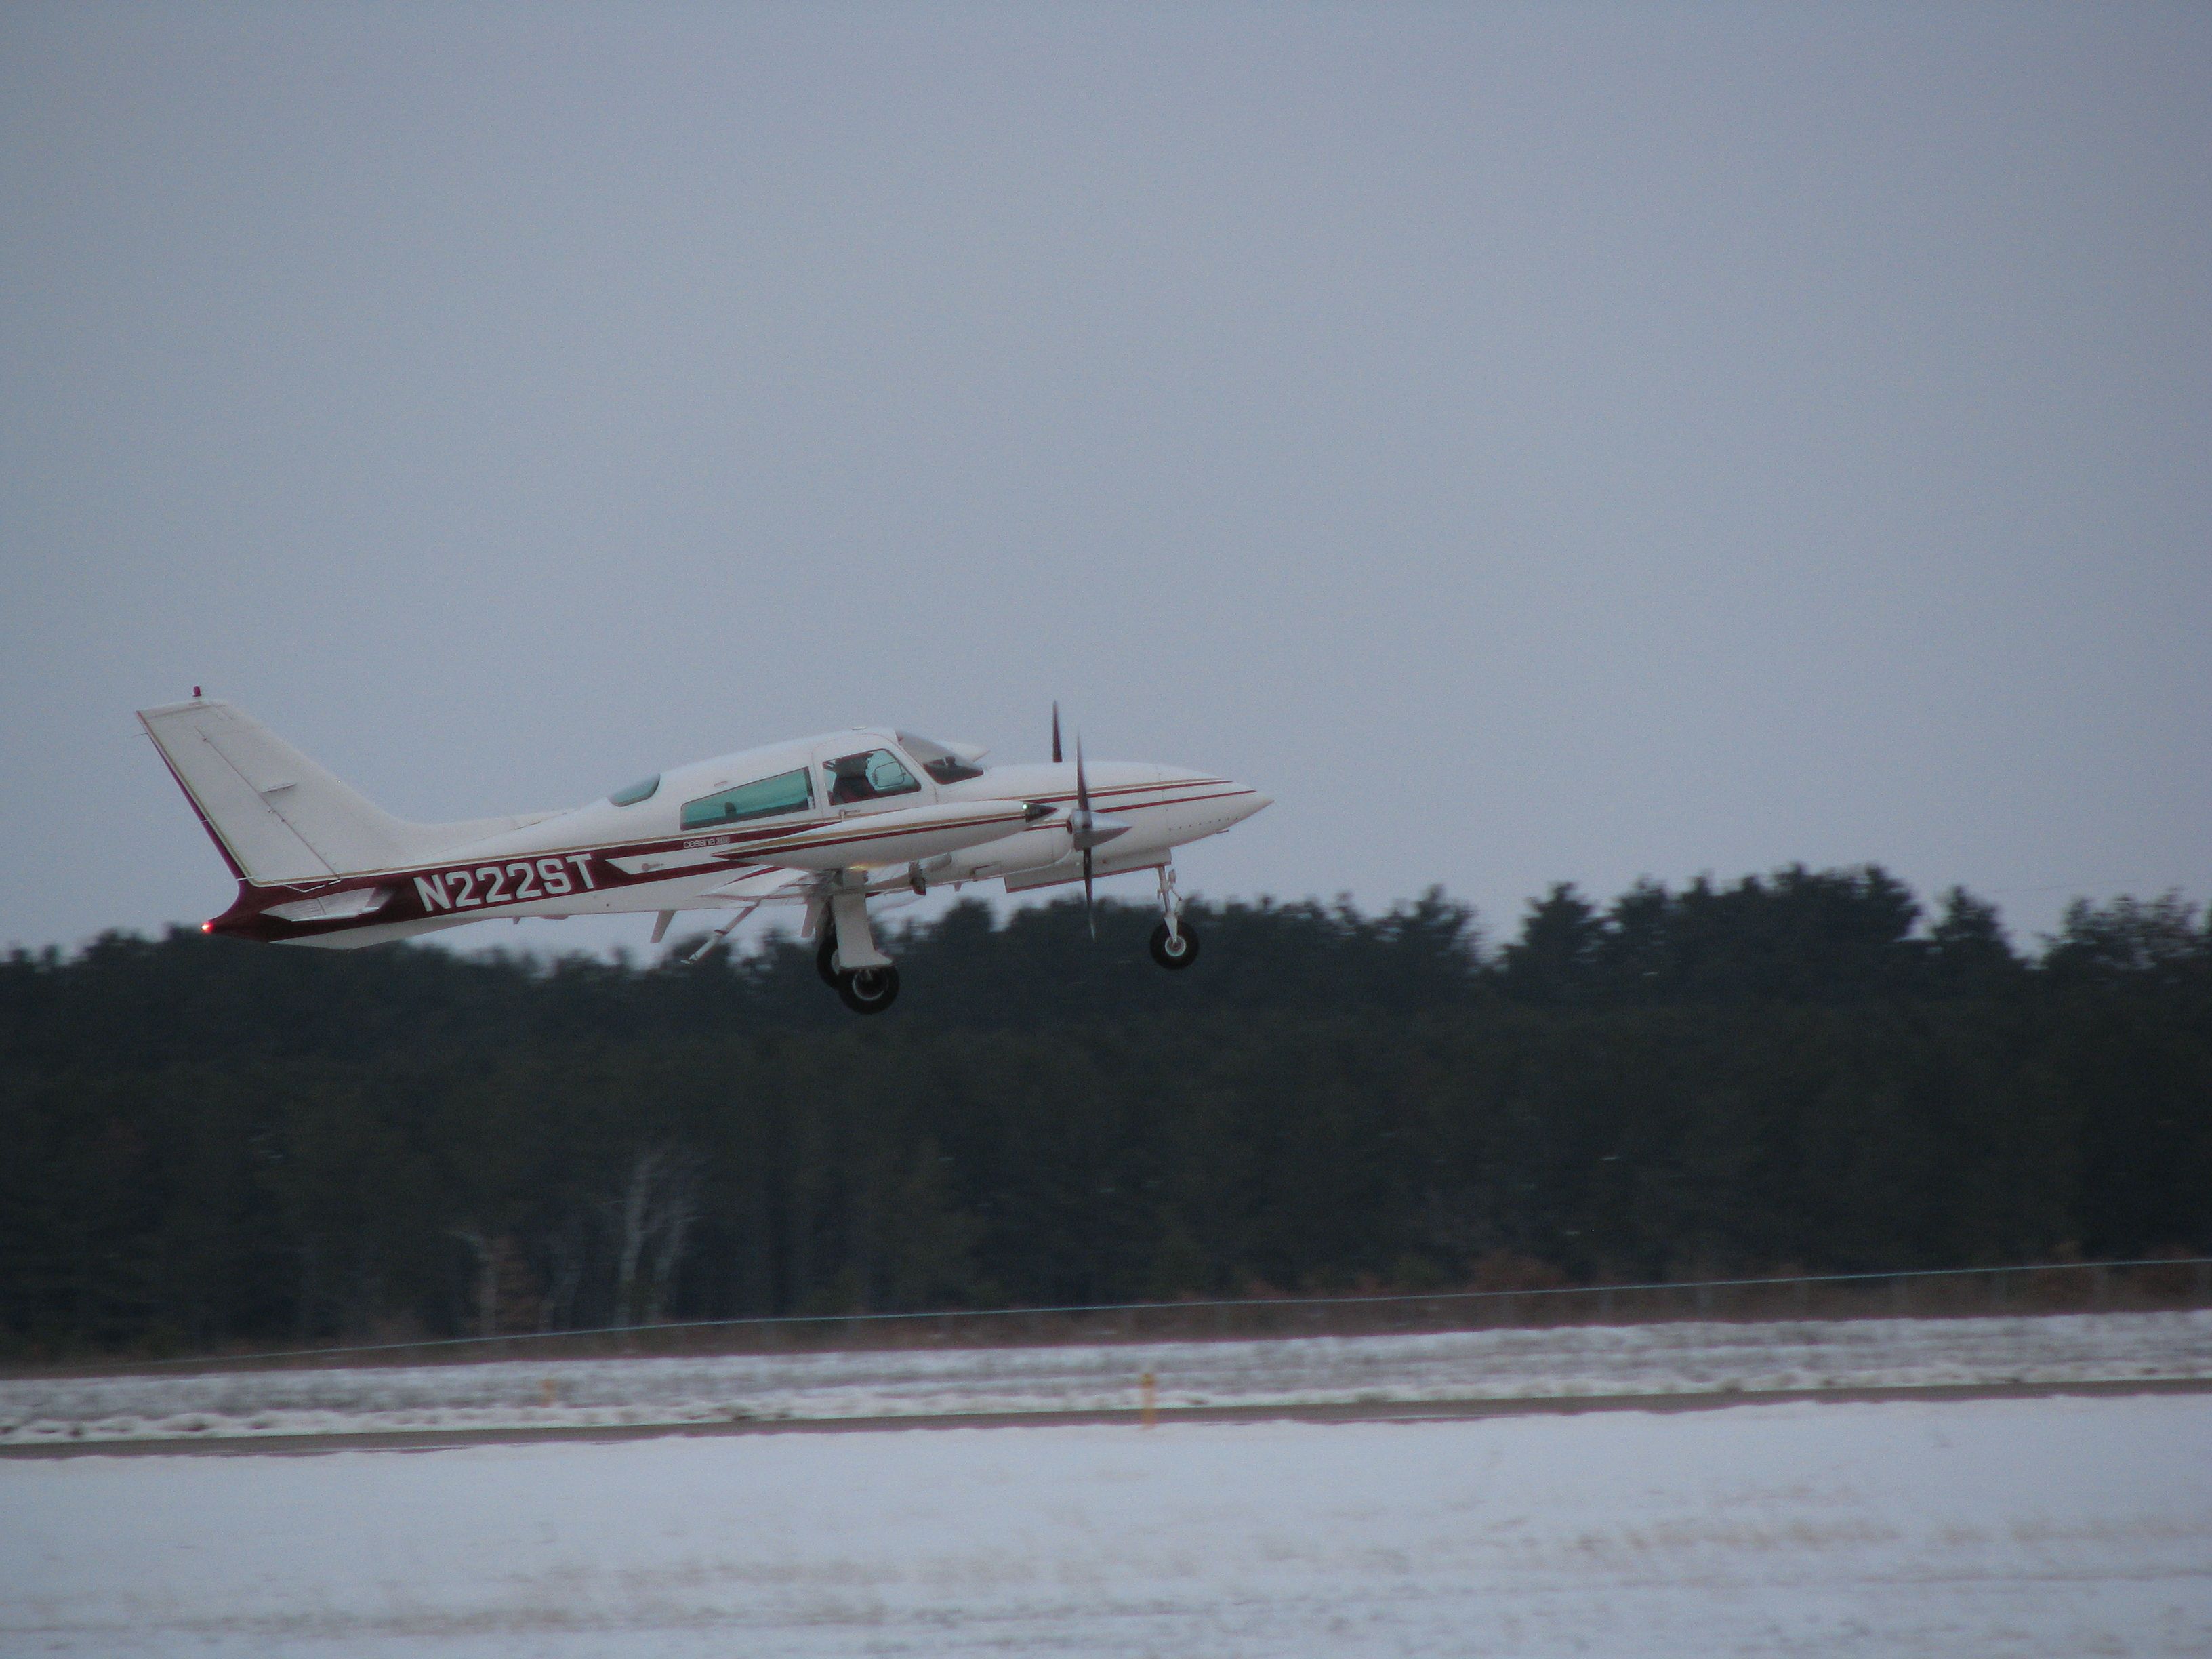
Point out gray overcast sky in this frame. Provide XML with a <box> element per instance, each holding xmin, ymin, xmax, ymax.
<box><xmin>3</xmin><ymin>3</ymin><xmax>2207</xmax><ymax>958</ymax></box>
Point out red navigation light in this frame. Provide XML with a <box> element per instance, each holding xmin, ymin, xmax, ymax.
<box><xmin>201</xmin><ymin>922</ymin><xmax>213</xmax><ymax>933</ymax></box>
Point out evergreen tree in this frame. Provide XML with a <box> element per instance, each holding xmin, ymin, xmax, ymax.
<box><xmin>3</xmin><ymin>872</ymin><xmax>2207</xmax><ymax>1355</ymax></box>
<box><xmin>1500</xmin><ymin>883</ymin><xmax>1603</xmax><ymax>1004</ymax></box>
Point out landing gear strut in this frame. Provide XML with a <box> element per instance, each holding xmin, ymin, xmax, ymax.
<box><xmin>815</xmin><ymin>884</ymin><xmax>901</xmax><ymax>1014</ymax></box>
<box><xmin>1148</xmin><ymin>864</ymin><xmax>1198</xmax><ymax>970</ymax></box>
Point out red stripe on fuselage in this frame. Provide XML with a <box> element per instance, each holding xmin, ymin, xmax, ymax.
<box><xmin>207</xmin><ymin>784</ymin><xmax>1256</xmax><ymax>941</ymax></box>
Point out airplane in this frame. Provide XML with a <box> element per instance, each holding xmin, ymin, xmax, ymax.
<box><xmin>137</xmin><ymin>693</ymin><xmax>1272</xmax><ymax>1013</ymax></box>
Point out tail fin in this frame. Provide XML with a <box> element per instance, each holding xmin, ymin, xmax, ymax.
<box><xmin>138</xmin><ymin>697</ymin><xmax>549</xmax><ymax>883</ymax></box>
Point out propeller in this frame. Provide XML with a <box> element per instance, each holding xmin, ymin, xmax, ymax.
<box><xmin>1075</xmin><ymin>734</ymin><xmax>1094</xmax><ymax>936</ymax></box>
<box><xmin>1050</xmin><ymin>703</ymin><xmax>1130</xmax><ymax>939</ymax></box>
<box><xmin>1062</xmin><ymin>727</ymin><xmax>1132</xmax><ymax>939</ymax></box>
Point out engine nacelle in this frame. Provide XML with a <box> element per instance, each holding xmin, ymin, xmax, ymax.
<box><xmin>932</xmin><ymin>824</ymin><xmax>1075</xmax><ymax>884</ymax></box>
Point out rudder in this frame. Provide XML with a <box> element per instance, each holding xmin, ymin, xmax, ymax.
<box><xmin>138</xmin><ymin>698</ymin><xmax>424</xmax><ymax>882</ymax></box>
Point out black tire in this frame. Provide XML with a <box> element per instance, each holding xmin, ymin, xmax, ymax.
<box><xmin>837</xmin><ymin>963</ymin><xmax>901</xmax><ymax>1015</ymax></box>
<box><xmin>1149</xmin><ymin>920</ymin><xmax>1200</xmax><ymax>970</ymax></box>
<box><xmin>815</xmin><ymin>929</ymin><xmax>842</xmax><ymax>989</ymax></box>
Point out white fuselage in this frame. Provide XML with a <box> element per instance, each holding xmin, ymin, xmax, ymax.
<box><xmin>157</xmin><ymin>714</ymin><xmax>1269</xmax><ymax>949</ymax></box>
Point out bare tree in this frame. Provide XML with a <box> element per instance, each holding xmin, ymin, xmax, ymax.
<box><xmin>536</xmin><ymin>1214</ymin><xmax>588</xmax><ymax>1334</ymax></box>
<box><xmin>607</xmin><ymin>1146</ymin><xmax>701</xmax><ymax>1328</ymax></box>
<box><xmin>449</xmin><ymin>1227</ymin><xmax>498</xmax><ymax>1340</ymax></box>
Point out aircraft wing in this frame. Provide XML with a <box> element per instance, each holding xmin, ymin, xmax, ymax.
<box><xmin>695</xmin><ymin>867</ymin><xmax>926</xmax><ymax>909</ymax></box>
<box><xmin>713</xmin><ymin>800</ymin><xmax>1040</xmax><ymax>874</ymax></box>
<box><xmin>674</xmin><ymin>865</ymin><xmax>927</xmax><ymax>963</ymax></box>
<box><xmin>696</xmin><ymin>867</ymin><xmax>819</xmax><ymax>907</ymax></box>
<box><xmin>659</xmin><ymin>802</ymin><xmax>1039</xmax><ymax>962</ymax></box>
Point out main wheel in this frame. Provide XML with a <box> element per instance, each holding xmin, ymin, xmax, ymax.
<box><xmin>1149</xmin><ymin>920</ymin><xmax>1200</xmax><ymax>970</ymax></box>
<box><xmin>815</xmin><ymin>930</ymin><xmax>842</xmax><ymax>989</ymax></box>
<box><xmin>837</xmin><ymin>963</ymin><xmax>901</xmax><ymax>1015</ymax></box>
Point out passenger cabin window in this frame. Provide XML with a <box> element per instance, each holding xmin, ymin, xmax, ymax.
<box><xmin>681</xmin><ymin>767</ymin><xmax>813</xmax><ymax>832</ymax></box>
<box><xmin>824</xmin><ymin>749</ymin><xmax>921</xmax><ymax>806</ymax></box>
<box><xmin>895</xmin><ymin>731</ymin><xmax>986</xmax><ymax>785</ymax></box>
<box><xmin>609</xmin><ymin>775</ymin><xmax>661</xmax><ymax>806</ymax></box>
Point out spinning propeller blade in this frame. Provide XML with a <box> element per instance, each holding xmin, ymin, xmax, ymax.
<box><xmin>1051</xmin><ymin>702</ymin><xmax>1062</xmax><ymax>764</ymax></box>
<box><xmin>1076</xmin><ymin>733</ymin><xmax>1094</xmax><ymax>937</ymax></box>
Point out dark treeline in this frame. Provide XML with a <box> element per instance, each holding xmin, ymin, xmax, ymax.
<box><xmin>3</xmin><ymin>868</ymin><xmax>2209</xmax><ymax>1355</ymax></box>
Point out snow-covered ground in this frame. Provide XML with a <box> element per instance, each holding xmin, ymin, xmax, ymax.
<box><xmin>3</xmin><ymin>1310</ymin><xmax>2208</xmax><ymax>1446</ymax></box>
<box><xmin>4</xmin><ymin>1395</ymin><xmax>2207</xmax><ymax>1656</ymax></box>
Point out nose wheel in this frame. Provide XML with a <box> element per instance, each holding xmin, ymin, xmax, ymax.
<box><xmin>1149</xmin><ymin>920</ymin><xmax>1199</xmax><ymax>970</ymax></box>
<box><xmin>1149</xmin><ymin>864</ymin><xmax>1198</xmax><ymax>970</ymax></box>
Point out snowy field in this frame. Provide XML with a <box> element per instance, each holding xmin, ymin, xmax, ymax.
<box><xmin>3</xmin><ymin>1393</ymin><xmax>2207</xmax><ymax>1656</ymax></box>
<box><xmin>3</xmin><ymin>1309</ymin><xmax>2208</xmax><ymax>1446</ymax></box>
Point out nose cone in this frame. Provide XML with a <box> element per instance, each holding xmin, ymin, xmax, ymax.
<box><xmin>1231</xmin><ymin>786</ymin><xmax>1273</xmax><ymax>823</ymax></box>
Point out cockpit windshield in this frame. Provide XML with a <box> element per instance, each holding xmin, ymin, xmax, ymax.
<box><xmin>895</xmin><ymin>731</ymin><xmax>987</xmax><ymax>785</ymax></box>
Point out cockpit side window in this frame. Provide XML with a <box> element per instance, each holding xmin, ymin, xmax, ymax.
<box><xmin>894</xmin><ymin>731</ymin><xmax>986</xmax><ymax>785</ymax></box>
<box><xmin>609</xmin><ymin>775</ymin><xmax>661</xmax><ymax>807</ymax></box>
<box><xmin>681</xmin><ymin>768</ymin><xmax>813</xmax><ymax>831</ymax></box>
<box><xmin>823</xmin><ymin>748</ymin><xmax>922</xmax><ymax>806</ymax></box>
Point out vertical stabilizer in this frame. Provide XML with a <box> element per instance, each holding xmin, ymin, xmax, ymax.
<box><xmin>137</xmin><ymin>699</ymin><xmax>423</xmax><ymax>882</ymax></box>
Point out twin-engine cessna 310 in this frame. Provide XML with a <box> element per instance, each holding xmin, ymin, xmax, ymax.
<box><xmin>138</xmin><ymin>695</ymin><xmax>1271</xmax><ymax>1013</ymax></box>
